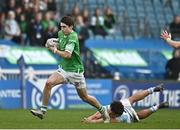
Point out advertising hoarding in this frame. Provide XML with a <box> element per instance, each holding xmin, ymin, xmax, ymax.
<box><xmin>112</xmin><ymin>81</ymin><xmax>180</xmax><ymax>108</ymax></box>
<box><xmin>0</xmin><ymin>79</ymin><xmax>179</xmax><ymax>109</ymax></box>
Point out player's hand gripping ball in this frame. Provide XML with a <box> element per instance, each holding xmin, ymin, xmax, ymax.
<box><xmin>45</xmin><ymin>38</ymin><xmax>58</xmax><ymax>48</ymax></box>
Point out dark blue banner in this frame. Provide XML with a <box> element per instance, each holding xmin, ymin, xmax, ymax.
<box><xmin>112</xmin><ymin>81</ymin><xmax>180</xmax><ymax>108</ymax></box>
<box><xmin>66</xmin><ymin>79</ymin><xmax>112</xmax><ymax>109</ymax></box>
<box><xmin>1</xmin><ymin>79</ymin><xmax>179</xmax><ymax>109</ymax></box>
<box><xmin>0</xmin><ymin>80</ymin><xmax>21</xmax><ymax>109</ymax></box>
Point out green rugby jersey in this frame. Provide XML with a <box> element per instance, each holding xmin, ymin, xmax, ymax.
<box><xmin>57</xmin><ymin>30</ymin><xmax>84</xmax><ymax>73</ymax></box>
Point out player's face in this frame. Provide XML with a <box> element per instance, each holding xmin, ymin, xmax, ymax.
<box><xmin>60</xmin><ymin>23</ymin><xmax>73</xmax><ymax>35</ymax></box>
<box><xmin>109</xmin><ymin>109</ymin><xmax>119</xmax><ymax>118</ymax></box>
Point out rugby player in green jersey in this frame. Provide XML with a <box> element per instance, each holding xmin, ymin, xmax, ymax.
<box><xmin>30</xmin><ymin>16</ymin><xmax>110</xmax><ymax>123</ymax></box>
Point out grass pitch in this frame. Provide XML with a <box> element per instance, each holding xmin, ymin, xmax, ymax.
<box><xmin>0</xmin><ymin>109</ymin><xmax>179</xmax><ymax>129</ymax></box>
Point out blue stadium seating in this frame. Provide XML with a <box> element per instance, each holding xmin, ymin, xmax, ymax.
<box><xmin>63</xmin><ymin>0</ymin><xmax>177</xmax><ymax>39</ymax></box>
<box><xmin>85</xmin><ymin>38</ymin><xmax>173</xmax><ymax>79</ymax></box>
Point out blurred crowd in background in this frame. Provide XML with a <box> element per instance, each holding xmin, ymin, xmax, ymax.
<box><xmin>0</xmin><ymin>0</ymin><xmax>180</xmax><ymax>47</ymax></box>
<box><xmin>0</xmin><ymin>0</ymin><xmax>117</xmax><ymax>48</ymax></box>
<box><xmin>0</xmin><ymin>0</ymin><xmax>58</xmax><ymax>46</ymax></box>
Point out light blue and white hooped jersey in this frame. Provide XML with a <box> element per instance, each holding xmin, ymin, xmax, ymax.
<box><xmin>106</xmin><ymin>99</ymin><xmax>139</xmax><ymax>123</ymax></box>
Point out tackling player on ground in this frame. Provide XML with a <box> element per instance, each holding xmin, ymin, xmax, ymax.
<box><xmin>30</xmin><ymin>16</ymin><xmax>110</xmax><ymax>123</ymax></box>
<box><xmin>82</xmin><ymin>83</ymin><xmax>169</xmax><ymax>123</ymax></box>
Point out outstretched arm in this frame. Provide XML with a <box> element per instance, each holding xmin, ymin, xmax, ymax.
<box><xmin>161</xmin><ymin>30</ymin><xmax>180</xmax><ymax>48</ymax></box>
<box><xmin>82</xmin><ymin>117</ymin><xmax>119</xmax><ymax>123</ymax></box>
<box><xmin>82</xmin><ymin>117</ymin><xmax>104</xmax><ymax>123</ymax></box>
<box><xmin>82</xmin><ymin>111</ymin><xmax>119</xmax><ymax>123</ymax></box>
<box><xmin>82</xmin><ymin>111</ymin><xmax>103</xmax><ymax>123</ymax></box>
<box><xmin>87</xmin><ymin>111</ymin><xmax>102</xmax><ymax>120</ymax></box>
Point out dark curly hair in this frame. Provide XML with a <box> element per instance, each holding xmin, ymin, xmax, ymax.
<box><xmin>110</xmin><ymin>101</ymin><xmax>124</xmax><ymax>116</ymax></box>
<box><xmin>60</xmin><ymin>16</ymin><xmax>74</xmax><ymax>27</ymax></box>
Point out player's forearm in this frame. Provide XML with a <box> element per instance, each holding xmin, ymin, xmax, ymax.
<box><xmin>166</xmin><ymin>39</ymin><xmax>180</xmax><ymax>48</ymax></box>
<box><xmin>90</xmin><ymin>118</ymin><xmax>104</xmax><ymax>123</ymax></box>
<box><xmin>93</xmin><ymin>112</ymin><xmax>102</xmax><ymax>119</ymax></box>
<box><xmin>47</xmin><ymin>46</ymin><xmax>71</xmax><ymax>58</ymax></box>
<box><xmin>55</xmin><ymin>49</ymin><xmax>71</xmax><ymax>59</ymax></box>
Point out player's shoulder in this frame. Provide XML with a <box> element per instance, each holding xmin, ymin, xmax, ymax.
<box><xmin>68</xmin><ymin>31</ymin><xmax>78</xmax><ymax>40</ymax></box>
<box><xmin>120</xmin><ymin>98</ymin><xmax>128</xmax><ymax>102</ymax></box>
<box><xmin>120</xmin><ymin>98</ymin><xmax>130</xmax><ymax>105</ymax></box>
<box><xmin>70</xmin><ymin>31</ymin><xmax>78</xmax><ymax>37</ymax></box>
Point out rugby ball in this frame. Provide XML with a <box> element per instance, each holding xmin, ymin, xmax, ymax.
<box><xmin>45</xmin><ymin>38</ymin><xmax>58</xmax><ymax>48</ymax></box>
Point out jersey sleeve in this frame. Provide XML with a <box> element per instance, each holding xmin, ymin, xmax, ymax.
<box><xmin>65</xmin><ymin>33</ymin><xmax>78</xmax><ymax>54</ymax></box>
<box><xmin>65</xmin><ymin>42</ymin><xmax>75</xmax><ymax>54</ymax></box>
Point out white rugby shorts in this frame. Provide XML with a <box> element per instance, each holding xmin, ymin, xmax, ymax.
<box><xmin>56</xmin><ymin>67</ymin><xmax>86</xmax><ymax>89</ymax></box>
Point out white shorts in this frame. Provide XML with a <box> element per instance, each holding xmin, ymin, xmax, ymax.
<box><xmin>56</xmin><ymin>67</ymin><xmax>86</xmax><ymax>89</ymax></box>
